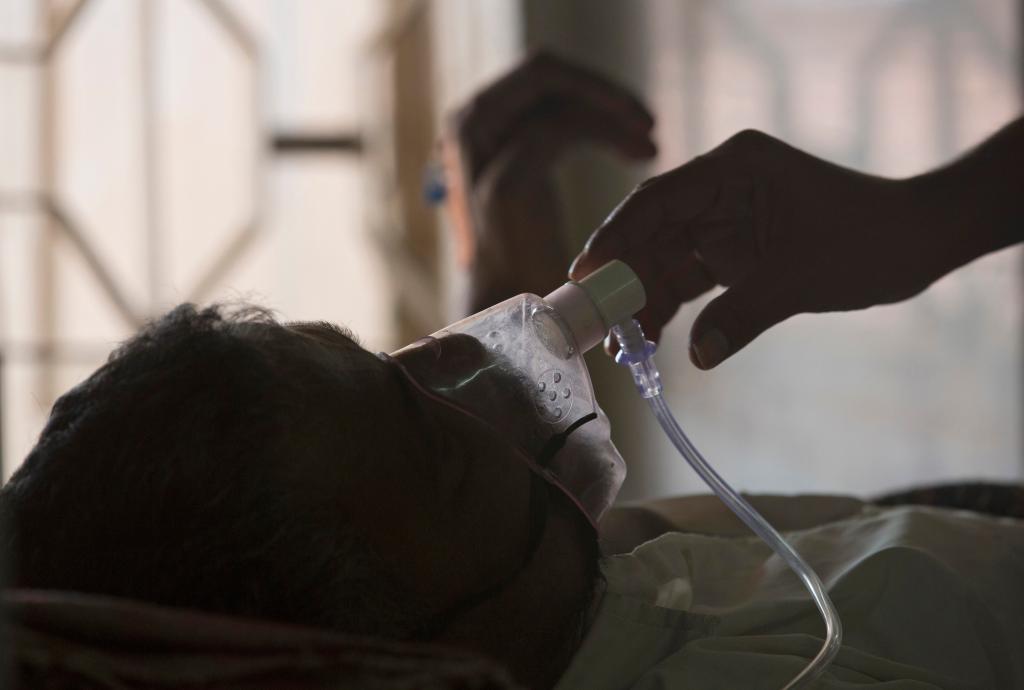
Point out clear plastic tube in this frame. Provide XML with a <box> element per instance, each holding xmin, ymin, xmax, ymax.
<box><xmin>612</xmin><ymin>320</ymin><xmax>842</xmax><ymax>690</ymax></box>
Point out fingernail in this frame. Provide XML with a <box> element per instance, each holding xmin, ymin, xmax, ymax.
<box><xmin>691</xmin><ymin>329</ymin><xmax>730</xmax><ymax>369</ymax></box>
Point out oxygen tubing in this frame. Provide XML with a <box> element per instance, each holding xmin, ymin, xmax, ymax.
<box><xmin>611</xmin><ymin>320</ymin><xmax>842</xmax><ymax>690</ymax></box>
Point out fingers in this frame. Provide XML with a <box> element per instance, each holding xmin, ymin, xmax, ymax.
<box><xmin>596</xmin><ymin>244</ymin><xmax>715</xmax><ymax>358</ymax></box>
<box><xmin>569</xmin><ymin>176</ymin><xmax>720</xmax><ymax>357</ymax></box>
<box><xmin>602</xmin><ymin>254</ymin><xmax>716</xmax><ymax>356</ymax></box>
<box><xmin>570</xmin><ymin>128</ymin><xmax>824</xmax><ymax>367</ymax></box>
<box><xmin>571</xmin><ymin>129</ymin><xmax>784</xmax><ymax>283</ymax></box>
<box><xmin>688</xmin><ymin>261</ymin><xmax>799</xmax><ymax>369</ymax></box>
<box><xmin>686</xmin><ymin>180</ymin><xmax>760</xmax><ymax>287</ymax></box>
<box><xmin>644</xmin><ymin>254</ymin><xmax>715</xmax><ymax>346</ymax></box>
<box><xmin>569</xmin><ymin>162</ymin><xmax>721</xmax><ymax>282</ymax></box>
<box><xmin>570</xmin><ymin>134</ymin><xmax>780</xmax><ymax>346</ymax></box>
<box><xmin>454</xmin><ymin>52</ymin><xmax>655</xmax><ymax>179</ymax></box>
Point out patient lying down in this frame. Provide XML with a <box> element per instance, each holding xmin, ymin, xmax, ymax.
<box><xmin>1</xmin><ymin>304</ymin><xmax>1022</xmax><ymax>690</ymax></box>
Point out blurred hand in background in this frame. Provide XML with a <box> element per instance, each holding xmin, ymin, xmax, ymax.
<box><xmin>442</xmin><ymin>52</ymin><xmax>657</xmax><ymax>313</ymax></box>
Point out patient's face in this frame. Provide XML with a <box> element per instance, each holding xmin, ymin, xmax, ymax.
<box><xmin>285</xmin><ymin>322</ymin><xmax>582</xmax><ymax>622</ymax></box>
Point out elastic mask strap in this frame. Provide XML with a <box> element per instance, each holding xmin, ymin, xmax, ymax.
<box><xmin>536</xmin><ymin>412</ymin><xmax>598</xmax><ymax>468</ymax></box>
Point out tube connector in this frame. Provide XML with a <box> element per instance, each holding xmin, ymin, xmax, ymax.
<box><xmin>544</xmin><ymin>260</ymin><xmax>646</xmax><ymax>355</ymax></box>
<box><xmin>612</xmin><ymin>319</ymin><xmax>663</xmax><ymax>399</ymax></box>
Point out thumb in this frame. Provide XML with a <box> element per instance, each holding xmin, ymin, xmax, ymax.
<box><xmin>688</xmin><ymin>264</ymin><xmax>798</xmax><ymax>370</ymax></box>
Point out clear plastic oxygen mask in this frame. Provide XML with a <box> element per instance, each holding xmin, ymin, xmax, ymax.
<box><xmin>389</xmin><ymin>260</ymin><xmax>645</xmax><ymax>526</ymax></box>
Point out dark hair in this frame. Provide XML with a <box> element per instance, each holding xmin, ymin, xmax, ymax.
<box><xmin>0</xmin><ymin>304</ymin><xmax>429</xmax><ymax>637</ymax></box>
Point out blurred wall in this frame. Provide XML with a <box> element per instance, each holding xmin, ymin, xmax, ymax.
<box><xmin>524</xmin><ymin>0</ymin><xmax>1023</xmax><ymax>501</ymax></box>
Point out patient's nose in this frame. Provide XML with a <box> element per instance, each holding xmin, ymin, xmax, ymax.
<box><xmin>392</xmin><ymin>333</ymin><xmax>489</xmax><ymax>381</ymax></box>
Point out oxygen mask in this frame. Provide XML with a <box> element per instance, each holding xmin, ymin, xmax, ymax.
<box><xmin>386</xmin><ymin>261</ymin><xmax>645</xmax><ymax>526</ymax></box>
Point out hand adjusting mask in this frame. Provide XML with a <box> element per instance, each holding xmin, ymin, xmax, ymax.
<box><xmin>386</xmin><ymin>261</ymin><xmax>645</xmax><ymax>527</ymax></box>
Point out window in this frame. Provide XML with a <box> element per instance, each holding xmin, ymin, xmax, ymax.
<box><xmin>0</xmin><ymin>0</ymin><xmax>392</xmax><ymax>477</ymax></box>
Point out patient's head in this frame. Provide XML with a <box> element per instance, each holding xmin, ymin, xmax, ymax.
<box><xmin>0</xmin><ymin>304</ymin><xmax>599</xmax><ymax>686</ymax></box>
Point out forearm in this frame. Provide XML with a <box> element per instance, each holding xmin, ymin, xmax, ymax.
<box><xmin>911</xmin><ymin>115</ymin><xmax>1024</xmax><ymax>276</ymax></box>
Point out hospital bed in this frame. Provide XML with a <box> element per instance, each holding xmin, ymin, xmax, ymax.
<box><xmin>5</xmin><ymin>483</ymin><xmax>1020</xmax><ymax>689</ymax></box>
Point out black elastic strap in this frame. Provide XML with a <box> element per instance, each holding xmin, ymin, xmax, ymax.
<box><xmin>536</xmin><ymin>412</ymin><xmax>598</xmax><ymax>468</ymax></box>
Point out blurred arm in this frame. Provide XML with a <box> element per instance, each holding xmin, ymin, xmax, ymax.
<box><xmin>441</xmin><ymin>53</ymin><xmax>656</xmax><ymax>315</ymax></box>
